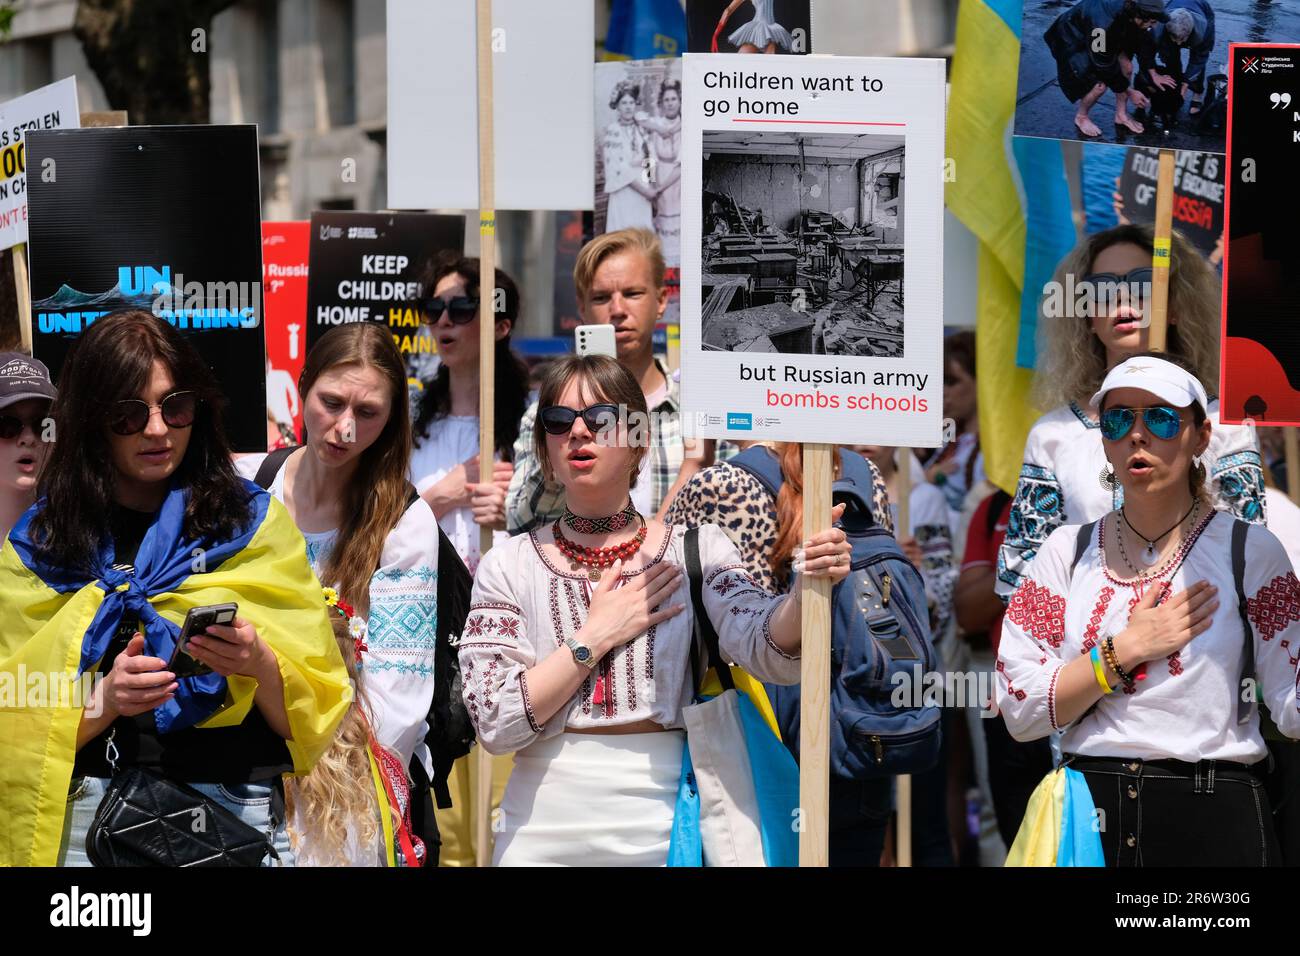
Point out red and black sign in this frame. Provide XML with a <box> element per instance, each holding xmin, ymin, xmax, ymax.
<box><xmin>1221</xmin><ymin>43</ymin><xmax>1300</xmax><ymax>425</ymax></box>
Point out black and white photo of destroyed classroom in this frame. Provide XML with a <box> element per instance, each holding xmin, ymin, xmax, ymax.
<box><xmin>700</xmin><ymin>130</ymin><xmax>904</xmax><ymax>357</ymax></box>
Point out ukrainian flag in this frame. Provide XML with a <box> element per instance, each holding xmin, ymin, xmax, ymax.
<box><xmin>947</xmin><ymin>0</ymin><xmax>1076</xmax><ymax>494</ymax></box>
<box><xmin>0</xmin><ymin>484</ymin><xmax>350</xmax><ymax>866</ymax></box>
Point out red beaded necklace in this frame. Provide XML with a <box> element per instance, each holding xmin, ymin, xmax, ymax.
<box><xmin>553</xmin><ymin>516</ymin><xmax>647</xmax><ymax>581</ymax></box>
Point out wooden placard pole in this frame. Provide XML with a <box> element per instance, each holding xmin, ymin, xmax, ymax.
<box><xmin>894</xmin><ymin>449</ymin><xmax>912</xmax><ymax>867</ymax></box>
<box><xmin>1147</xmin><ymin>149</ymin><xmax>1177</xmax><ymax>352</ymax></box>
<box><xmin>1286</xmin><ymin>428</ymin><xmax>1300</xmax><ymax>506</ymax></box>
<box><xmin>799</xmin><ymin>442</ymin><xmax>833</xmax><ymax>866</ymax></box>
<box><xmin>474</xmin><ymin>0</ymin><xmax>497</xmax><ymax>869</ymax></box>
<box><xmin>13</xmin><ymin>244</ymin><xmax>31</xmax><ymax>353</ymax></box>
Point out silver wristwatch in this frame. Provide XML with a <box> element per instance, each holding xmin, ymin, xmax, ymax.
<box><xmin>564</xmin><ymin>636</ymin><xmax>599</xmax><ymax>669</ymax></box>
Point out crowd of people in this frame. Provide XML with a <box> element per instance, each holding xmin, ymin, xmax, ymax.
<box><xmin>1</xmin><ymin>222</ymin><xmax>1298</xmax><ymax>868</ymax></box>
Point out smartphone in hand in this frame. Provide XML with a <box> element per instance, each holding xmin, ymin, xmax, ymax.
<box><xmin>166</xmin><ymin>603</ymin><xmax>239</xmax><ymax>679</ymax></box>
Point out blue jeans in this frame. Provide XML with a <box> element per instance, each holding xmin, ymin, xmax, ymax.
<box><xmin>58</xmin><ymin>776</ymin><xmax>294</xmax><ymax>867</ymax></box>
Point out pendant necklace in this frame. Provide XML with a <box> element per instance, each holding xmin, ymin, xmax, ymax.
<box><xmin>1120</xmin><ymin>501</ymin><xmax>1197</xmax><ymax>567</ymax></box>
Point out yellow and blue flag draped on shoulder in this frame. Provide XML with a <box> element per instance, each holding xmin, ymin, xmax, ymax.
<box><xmin>1005</xmin><ymin>767</ymin><xmax>1104</xmax><ymax>866</ymax></box>
<box><xmin>0</xmin><ymin>481</ymin><xmax>350</xmax><ymax>867</ymax></box>
<box><xmin>946</xmin><ymin>0</ymin><xmax>1077</xmax><ymax>494</ymax></box>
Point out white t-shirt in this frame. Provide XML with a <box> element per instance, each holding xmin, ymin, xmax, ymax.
<box><xmin>409</xmin><ymin>415</ymin><xmax>505</xmax><ymax>576</ymax></box>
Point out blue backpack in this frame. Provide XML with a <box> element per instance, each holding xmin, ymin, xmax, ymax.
<box><xmin>729</xmin><ymin>446</ymin><xmax>943</xmax><ymax>780</ymax></box>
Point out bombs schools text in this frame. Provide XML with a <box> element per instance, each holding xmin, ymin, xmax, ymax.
<box><xmin>740</xmin><ymin>362</ymin><xmax>930</xmax><ymax>413</ymax></box>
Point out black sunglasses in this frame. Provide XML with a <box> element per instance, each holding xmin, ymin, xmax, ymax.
<box><xmin>1081</xmin><ymin>267</ymin><xmax>1153</xmax><ymax>294</ymax></box>
<box><xmin>0</xmin><ymin>410</ymin><xmax>47</xmax><ymax>441</ymax></box>
<box><xmin>417</xmin><ymin>295</ymin><xmax>479</xmax><ymax>326</ymax></box>
<box><xmin>107</xmin><ymin>391</ymin><xmax>198</xmax><ymax>436</ymax></box>
<box><xmin>539</xmin><ymin>403</ymin><xmax>621</xmax><ymax>436</ymax></box>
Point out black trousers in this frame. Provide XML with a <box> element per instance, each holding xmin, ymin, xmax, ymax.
<box><xmin>1070</xmin><ymin>755</ymin><xmax>1282</xmax><ymax>867</ymax></box>
<box><xmin>983</xmin><ymin>716</ymin><xmax>1054</xmax><ymax>850</ymax></box>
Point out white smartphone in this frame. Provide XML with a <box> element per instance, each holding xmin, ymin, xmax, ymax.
<box><xmin>575</xmin><ymin>324</ymin><xmax>617</xmax><ymax>359</ymax></box>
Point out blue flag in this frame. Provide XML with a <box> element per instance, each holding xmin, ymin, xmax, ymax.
<box><xmin>605</xmin><ymin>0</ymin><xmax>686</xmax><ymax>60</ymax></box>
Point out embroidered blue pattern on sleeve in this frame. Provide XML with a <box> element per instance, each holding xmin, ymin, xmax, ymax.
<box><xmin>1212</xmin><ymin>450</ymin><xmax>1267</xmax><ymax>524</ymax></box>
<box><xmin>997</xmin><ymin>463</ymin><xmax>1066</xmax><ymax>594</ymax></box>
<box><xmin>366</xmin><ymin>566</ymin><xmax>438</xmax><ymax>676</ymax></box>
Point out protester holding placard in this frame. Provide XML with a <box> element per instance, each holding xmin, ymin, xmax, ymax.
<box><xmin>665</xmin><ymin>441</ymin><xmax>896</xmax><ymax>865</ymax></box>
<box><xmin>996</xmin><ymin>223</ymin><xmax>1266</xmax><ymax>602</ymax></box>
<box><xmin>0</xmin><ymin>353</ymin><xmax>55</xmax><ymax>539</ymax></box>
<box><xmin>507</xmin><ymin>229</ymin><xmax>698</xmax><ymax>533</ymax></box>
<box><xmin>235</xmin><ymin>324</ymin><xmax>439</xmax><ymax>792</ymax></box>
<box><xmin>463</xmin><ymin>355</ymin><xmax>851</xmax><ymax>866</ymax></box>
<box><xmin>997</xmin><ymin>355</ymin><xmax>1300</xmax><ymax>866</ymax></box>
<box><xmin>0</xmin><ymin>310</ymin><xmax>349</xmax><ymax>867</ymax></box>
<box><xmin>410</xmin><ymin>254</ymin><xmax>528</xmax><ymax>576</ymax></box>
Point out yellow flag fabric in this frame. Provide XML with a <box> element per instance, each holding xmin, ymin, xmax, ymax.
<box><xmin>1004</xmin><ymin>767</ymin><xmax>1066</xmax><ymax>866</ymax></box>
<box><xmin>945</xmin><ymin>0</ymin><xmax>1041</xmax><ymax>495</ymax></box>
<box><xmin>0</xmin><ymin>498</ymin><xmax>350</xmax><ymax>867</ymax></box>
<box><xmin>945</xmin><ymin>0</ymin><xmax>1026</xmax><ymax>286</ymax></box>
<box><xmin>976</xmin><ymin>248</ymin><xmax>1042</xmax><ymax>494</ymax></box>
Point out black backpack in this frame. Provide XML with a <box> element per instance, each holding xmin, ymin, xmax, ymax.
<box><xmin>251</xmin><ymin>447</ymin><xmax>475</xmax><ymax>811</ymax></box>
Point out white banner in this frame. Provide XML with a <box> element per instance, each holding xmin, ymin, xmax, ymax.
<box><xmin>680</xmin><ymin>53</ymin><xmax>945</xmax><ymax>446</ymax></box>
<box><xmin>0</xmin><ymin>78</ymin><xmax>79</xmax><ymax>250</ymax></box>
<box><xmin>386</xmin><ymin>0</ymin><xmax>594</xmax><ymax>211</ymax></box>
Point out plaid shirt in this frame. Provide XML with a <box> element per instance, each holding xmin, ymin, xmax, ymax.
<box><xmin>506</xmin><ymin>360</ymin><xmax>686</xmax><ymax>535</ymax></box>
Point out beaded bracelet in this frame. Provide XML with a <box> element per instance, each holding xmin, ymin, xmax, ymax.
<box><xmin>1090</xmin><ymin>645</ymin><xmax>1115</xmax><ymax>694</ymax></box>
<box><xmin>1102</xmin><ymin>635</ymin><xmax>1133</xmax><ymax>685</ymax></box>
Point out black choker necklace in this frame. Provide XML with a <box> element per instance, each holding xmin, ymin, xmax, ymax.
<box><xmin>562</xmin><ymin>502</ymin><xmax>638</xmax><ymax>535</ymax></box>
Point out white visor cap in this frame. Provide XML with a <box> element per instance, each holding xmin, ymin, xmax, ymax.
<box><xmin>1089</xmin><ymin>356</ymin><xmax>1209</xmax><ymax>413</ymax></box>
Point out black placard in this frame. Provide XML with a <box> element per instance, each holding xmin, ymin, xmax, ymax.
<box><xmin>25</xmin><ymin>125</ymin><xmax>266</xmax><ymax>451</ymax></box>
<box><xmin>1117</xmin><ymin>147</ymin><xmax>1224</xmax><ymax>260</ymax></box>
<box><xmin>305</xmin><ymin>210</ymin><xmax>465</xmax><ymax>365</ymax></box>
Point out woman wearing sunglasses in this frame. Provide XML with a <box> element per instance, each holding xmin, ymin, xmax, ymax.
<box><xmin>0</xmin><ymin>353</ymin><xmax>56</xmax><ymax>539</ymax></box>
<box><xmin>410</xmin><ymin>253</ymin><xmax>530</xmax><ymax>576</ymax></box>
<box><xmin>0</xmin><ymin>310</ymin><xmax>349</xmax><ymax>866</ymax></box>
<box><xmin>997</xmin><ymin>223</ymin><xmax>1265</xmax><ymax>602</ymax></box>
<box><xmin>996</xmin><ymin>355</ymin><xmax>1300</xmax><ymax>866</ymax></box>
<box><xmin>460</xmin><ymin>355</ymin><xmax>852</xmax><ymax>866</ymax></box>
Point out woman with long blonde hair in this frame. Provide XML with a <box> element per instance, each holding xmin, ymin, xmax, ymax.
<box><xmin>236</xmin><ymin>323</ymin><xmax>440</xmax><ymax>857</ymax></box>
<box><xmin>996</xmin><ymin>223</ymin><xmax>1265</xmax><ymax>600</ymax></box>
<box><xmin>285</xmin><ymin>595</ymin><xmax>424</xmax><ymax>866</ymax></box>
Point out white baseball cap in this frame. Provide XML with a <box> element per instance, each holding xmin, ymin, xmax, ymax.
<box><xmin>1089</xmin><ymin>355</ymin><xmax>1209</xmax><ymax>412</ymax></box>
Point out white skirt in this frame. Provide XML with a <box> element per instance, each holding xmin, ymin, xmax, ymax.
<box><xmin>493</xmin><ymin>731</ymin><xmax>685</xmax><ymax>867</ymax></box>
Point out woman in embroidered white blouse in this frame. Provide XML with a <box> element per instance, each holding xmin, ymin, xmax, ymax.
<box><xmin>996</xmin><ymin>355</ymin><xmax>1300</xmax><ymax>866</ymax></box>
<box><xmin>460</xmin><ymin>355</ymin><xmax>851</xmax><ymax>866</ymax></box>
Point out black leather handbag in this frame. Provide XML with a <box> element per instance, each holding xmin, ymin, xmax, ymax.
<box><xmin>85</xmin><ymin>733</ymin><xmax>279</xmax><ymax>867</ymax></box>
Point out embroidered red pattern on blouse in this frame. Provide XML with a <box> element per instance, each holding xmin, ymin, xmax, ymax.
<box><xmin>1047</xmin><ymin>664</ymin><xmax>1063</xmax><ymax>729</ymax></box>
<box><xmin>1247</xmin><ymin>572</ymin><xmax>1300</xmax><ymax>643</ymax></box>
<box><xmin>1079</xmin><ymin>586</ymin><xmax>1116</xmax><ymax>653</ymax></box>
<box><xmin>1007</xmin><ymin>580</ymin><xmax>1067</xmax><ymax>648</ymax></box>
<box><xmin>996</xmin><ymin>659</ymin><xmax>1027</xmax><ymax>701</ymax></box>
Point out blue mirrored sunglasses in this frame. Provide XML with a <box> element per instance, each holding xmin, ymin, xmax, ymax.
<box><xmin>1099</xmin><ymin>405</ymin><xmax>1182</xmax><ymax>441</ymax></box>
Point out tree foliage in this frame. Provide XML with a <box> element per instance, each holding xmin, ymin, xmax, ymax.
<box><xmin>73</xmin><ymin>0</ymin><xmax>242</xmax><ymax>124</ymax></box>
